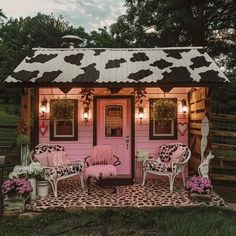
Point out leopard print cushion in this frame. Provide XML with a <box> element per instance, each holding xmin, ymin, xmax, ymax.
<box><xmin>158</xmin><ymin>143</ymin><xmax>189</xmax><ymax>163</ymax></box>
<box><xmin>44</xmin><ymin>162</ymin><xmax>84</xmax><ymax>179</ymax></box>
<box><xmin>143</xmin><ymin>161</ymin><xmax>172</xmax><ymax>173</ymax></box>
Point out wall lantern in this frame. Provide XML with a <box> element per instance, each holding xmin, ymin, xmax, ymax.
<box><xmin>138</xmin><ymin>107</ymin><xmax>144</xmax><ymax>124</ymax></box>
<box><xmin>83</xmin><ymin>107</ymin><xmax>89</xmax><ymax>124</ymax></box>
<box><xmin>181</xmin><ymin>99</ymin><xmax>188</xmax><ymax>114</ymax></box>
<box><xmin>40</xmin><ymin>97</ymin><xmax>48</xmax><ymax>117</ymax></box>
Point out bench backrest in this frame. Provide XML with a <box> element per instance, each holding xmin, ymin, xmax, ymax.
<box><xmin>158</xmin><ymin>142</ymin><xmax>190</xmax><ymax>164</ymax></box>
<box><xmin>33</xmin><ymin>144</ymin><xmax>69</xmax><ymax>167</ymax></box>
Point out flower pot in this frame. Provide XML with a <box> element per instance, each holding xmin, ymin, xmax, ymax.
<box><xmin>189</xmin><ymin>192</ymin><xmax>212</xmax><ymax>202</ymax></box>
<box><xmin>4</xmin><ymin>195</ymin><xmax>26</xmax><ymax>215</ymax></box>
<box><xmin>37</xmin><ymin>180</ymin><xmax>49</xmax><ymax>197</ymax></box>
<box><xmin>28</xmin><ymin>177</ymin><xmax>37</xmax><ymax>200</ymax></box>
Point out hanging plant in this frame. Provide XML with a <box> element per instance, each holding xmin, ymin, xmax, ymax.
<box><xmin>16</xmin><ymin>121</ymin><xmax>29</xmax><ymax>146</ymax></box>
<box><xmin>152</xmin><ymin>99</ymin><xmax>177</xmax><ymax>123</ymax></box>
<box><xmin>133</xmin><ymin>87</ymin><xmax>147</xmax><ymax>108</ymax></box>
<box><xmin>79</xmin><ymin>88</ymin><xmax>94</xmax><ymax>110</ymax></box>
<box><xmin>50</xmin><ymin>98</ymin><xmax>74</xmax><ymax>121</ymax></box>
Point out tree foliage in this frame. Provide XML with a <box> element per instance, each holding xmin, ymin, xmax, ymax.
<box><xmin>111</xmin><ymin>0</ymin><xmax>236</xmax><ymax>73</ymax></box>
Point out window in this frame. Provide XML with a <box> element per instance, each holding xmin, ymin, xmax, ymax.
<box><xmin>149</xmin><ymin>98</ymin><xmax>177</xmax><ymax>140</ymax></box>
<box><xmin>50</xmin><ymin>99</ymin><xmax>78</xmax><ymax>141</ymax></box>
<box><xmin>105</xmin><ymin>105</ymin><xmax>123</xmax><ymax>137</ymax></box>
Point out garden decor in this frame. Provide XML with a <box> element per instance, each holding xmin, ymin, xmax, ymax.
<box><xmin>2</xmin><ymin>178</ymin><xmax>32</xmax><ymax>214</ymax></box>
<box><xmin>9</xmin><ymin>163</ymin><xmax>43</xmax><ymax>200</ymax></box>
<box><xmin>16</xmin><ymin>121</ymin><xmax>29</xmax><ymax>165</ymax></box>
<box><xmin>135</xmin><ymin>150</ymin><xmax>151</xmax><ymax>183</ymax></box>
<box><xmin>198</xmin><ymin>151</ymin><xmax>214</xmax><ymax>179</ymax></box>
<box><xmin>136</xmin><ymin>150</ymin><xmax>151</xmax><ymax>162</ymax></box>
<box><xmin>36</xmin><ymin>180</ymin><xmax>49</xmax><ymax>197</ymax></box>
<box><xmin>50</xmin><ymin>97</ymin><xmax>74</xmax><ymax>121</ymax></box>
<box><xmin>186</xmin><ymin>175</ymin><xmax>212</xmax><ymax>202</ymax></box>
<box><xmin>151</xmin><ymin>99</ymin><xmax>177</xmax><ymax>125</ymax></box>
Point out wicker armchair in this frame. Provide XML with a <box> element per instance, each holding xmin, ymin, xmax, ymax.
<box><xmin>142</xmin><ymin>143</ymin><xmax>191</xmax><ymax>192</ymax></box>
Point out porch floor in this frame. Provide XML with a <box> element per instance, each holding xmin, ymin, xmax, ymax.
<box><xmin>26</xmin><ymin>180</ymin><xmax>227</xmax><ymax>212</ymax></box>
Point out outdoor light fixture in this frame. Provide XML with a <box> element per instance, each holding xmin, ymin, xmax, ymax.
<box><xmin>83</xmin><ymin>107</ymin><xmax>89</xmax><ymax>124</ymax></box>
<box><xmin>182</xmin><ymin>99</ymin><xmax>188</xmax><ymax>114</ymax></box>
<box><xmin>40</xmin><ymin>97</ymin><xmax>48</xmax><ymax>117</ymax></box>
<box><xmin>138</xmin><ymin>107</ymin><xmax>144</xmax><ymax>124</ymax></box>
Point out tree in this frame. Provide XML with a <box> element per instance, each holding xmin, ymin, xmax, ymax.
<box><xmin>110</xmin><ymin>0</ymin><xmax>236</xmax><ymax>71</ymax></box>
<box><xmin>0</xmin><ymin>13</ymin><xmax>90</xmax><ymax>82</ymax></box>
<box><xmin>87</xmin><ymin>27</ymin><xmax>126</xmax><ymax>48</ymax></box>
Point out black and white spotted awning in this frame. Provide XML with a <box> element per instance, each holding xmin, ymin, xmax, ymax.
<box><xmin>4</xmin><ymin>47</ymin><xmax>229</xmax><ymax>85</ymax></box>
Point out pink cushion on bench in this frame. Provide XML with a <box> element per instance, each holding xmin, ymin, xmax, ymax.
<box><xmin>34</xmin><ymin>152</ymin><xmax>49</xmax><ymax>167</ymax></box>
<box><xmin>48</xmin><ymin>151</ymin><xmax>70</xmax><ymax>167</ymax></box>
<box><xmin>85</xmin><ymin>165</ymin><xmax>117</xmax><ymax>179</ymax></box>
<box><xmin>170</xmin><ymin>146</ymin><xmax>185</xmax><ymax>164</ymax></box>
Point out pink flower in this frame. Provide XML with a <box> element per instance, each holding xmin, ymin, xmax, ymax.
<box><xmin>2</xmin><ymin>178</ymin><xmax>32</xmax><ymax>196</ymax></box>
<box><xmin>186</xmin><ymin>175</ymin><xmax>212</xmax><ymax>194</ymax></box>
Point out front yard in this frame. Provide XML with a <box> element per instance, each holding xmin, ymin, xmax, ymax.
<box><xmin>0</xmin><ymin>207</ymin><xmax>236</xmax><ymax>236</ymax></box>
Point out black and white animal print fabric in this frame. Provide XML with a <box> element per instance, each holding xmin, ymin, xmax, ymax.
<box><xmin>33</xmin><ymin>144</ymin><xmax>84</xmax><ymax>179</ymax></box>
<box><xmin>44</xmin><ymin>163</ymin><xmax>83</xmax><ymax>179</ymax></box>
<box><xmin>158</xmin><ymin>143</ymin><xmax>189</xmax><ymax>163</ymax></box>
<box><xmin>143</xmin><ymin>161</ymin><xmax>172</xmax><ymax>173</ymax></box>
<box><xmin>143</xmin><ymin>143</ymin><xmax>190</xmax><ymax>173</ymax></box>
<box><xmin>34</xmin><ymin>144</ymin><xmax>65</xmax><ymax>155</ymax></box>
<box><xmin>5</xmin><ymin>48</ymin><xmax>228</xmax><ymax>84</ymax></box>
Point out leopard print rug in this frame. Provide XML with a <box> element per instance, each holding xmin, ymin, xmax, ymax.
<box><xmin>26</xmin><ymin>180</ymin><xmax>227</xmax><ymax>212</ymax></box>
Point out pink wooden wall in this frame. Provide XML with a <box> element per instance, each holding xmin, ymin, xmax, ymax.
<box><xmin>39</xmin><ymin>87</ymin><xmax>189</xmax><ymax>176</ymax></box>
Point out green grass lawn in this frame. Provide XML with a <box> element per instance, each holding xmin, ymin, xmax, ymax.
<box><xmin>0</xmin><ymin>207</ymin><xmax>236</xmax><ymax>236</ymax></box>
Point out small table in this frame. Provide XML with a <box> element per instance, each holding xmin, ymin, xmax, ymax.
<box><xmin>0</xmin><ymin>163</ymin><xmax>15</xmax><ymax>215</ymax></box>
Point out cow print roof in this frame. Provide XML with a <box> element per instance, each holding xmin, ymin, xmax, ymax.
<box><xmin>4</xmin><ymin>47</ymin><xmax>229</xmax><ymax>85</ymax></box>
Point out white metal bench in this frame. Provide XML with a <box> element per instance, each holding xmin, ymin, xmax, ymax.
<box><xmin>31</xmin><ymin>144</ymin><xmax>84</xmax><ymax>197</ymax></box>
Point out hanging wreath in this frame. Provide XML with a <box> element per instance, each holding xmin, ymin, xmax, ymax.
<box><xmin>152</xmin><ymin>99</ymin><xmax>177</xmax><ymax>123</ymax></box>
<box><xmin>50</xmin><ymin>98</ymin><xmax>74</xmax><ymax>121</ymax></box>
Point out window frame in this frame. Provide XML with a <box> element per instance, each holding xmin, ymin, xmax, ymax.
<box><xmin>149</xmin><ymin>98</ymin><xmax>177</xmax><ymax>140</ymax></box>
<box><xmin>50</xmin><ymin>99</ymin><xmax>78</xmax><ymax>141</ymax></box>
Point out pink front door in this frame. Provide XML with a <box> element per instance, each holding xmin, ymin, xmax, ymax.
<box><xmin>96</xmin><ymin>98</ymin><xmax>131</xmax><ymax>178</ymax></box>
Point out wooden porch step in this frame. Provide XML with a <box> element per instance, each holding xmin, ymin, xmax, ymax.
<box><xmin>211</xmin><ymin>174</ymin><xmax>236</xmax><ymax>182</ymax></box>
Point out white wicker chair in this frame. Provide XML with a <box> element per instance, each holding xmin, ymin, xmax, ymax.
<box><xmin>142</xmin><ymin>143</ymin><xmax>191</xmax><ymax>192</ymax></box>
<box><xmin>31</xmin><ymin>144</ymin><xmax>84</xmax><ymax>197</ymax></box>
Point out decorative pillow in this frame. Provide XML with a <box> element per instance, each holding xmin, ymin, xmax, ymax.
<box><xmin>48</xmin><ymin>151</ymin><xmax>69</xmax><ymax>166</ymax></box>
<box><xmin>158</xmin><ymin>143</ymin><xmax>185</xmax><ymax>163</ymax></box>
<box><xmin>34</xmin><ymin>152</ymin><xmax>49</xmax><ymax>167</ymax></box>
<box><xmin>170</xmin><ymin>146</ymin><xmax>185</xmax><ymax>164</ymax></box>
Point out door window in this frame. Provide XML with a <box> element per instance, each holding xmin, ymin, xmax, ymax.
<box><xmin>105</xmin><ymin>105</ymin><xmax>123</xmax><ymax>137</ymax></box>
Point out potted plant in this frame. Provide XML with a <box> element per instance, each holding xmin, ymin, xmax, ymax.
<box><xmin>50</xmin><ymin>97</ymin><xmax>74</xmax><ymax>121</ymax></box>
<box><xmin>136</xmin><ymin>150</ymin><xmax>151</xmax><ymax>162</ymax></box>
<box><xmin>186</xmin><ymin>175</ymin><xmax>212</xmax><ymax>202</ymax></box>
<box><xmin>9</xmin><ymin>163</ymin><xmax>44</xmax><ymax>200</ymax></box>
<box><xmin>151</xmin><ymin>99</ymin><xmax>177</xmax><ymax>125</ymax></box>
<box><xmin>2</xmin><ymin>178</ymin><xmax>32</xmax><ymax>214</ymax></box>
<box><xmin>36</xmin><ymin>178</ymin><xmax>49</xmax><ymax>197</ymax></box>
<box><xmin>135</xmin><ymin>150</ymin><xmax>151</xmax><ymax>183</ymax></box>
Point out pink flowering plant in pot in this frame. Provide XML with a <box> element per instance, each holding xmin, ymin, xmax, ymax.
<box><xmin>186</xmin><ymin>175</ymin><xmax>212</xmax><ymax>202</ymax></box>
<box><xmin>2</xmin><ymin>178</ymin><xmax>33</xmax><ymax>198</ymax></box>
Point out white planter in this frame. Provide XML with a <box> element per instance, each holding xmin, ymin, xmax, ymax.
<box><xmin>28</xmin><ymin>177</ymin><xmax>37</xmax><ymax>200</ymax></box>
<box><xmin>37</xmin><ymin>181</ymin><xmax>49</xmax><ymax>197</ymax></box>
